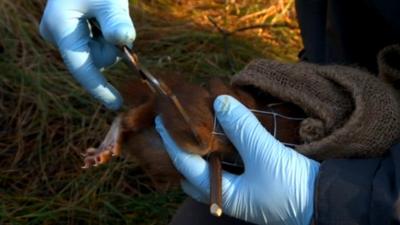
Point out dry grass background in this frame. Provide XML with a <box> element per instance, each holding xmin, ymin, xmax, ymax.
<box><xmin>0</xmin><ymin>0</ymin><xmax>301</xmax><ymax>224</ymax></box>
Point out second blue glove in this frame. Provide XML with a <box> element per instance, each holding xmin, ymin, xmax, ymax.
<box><xmin>155</xmin><ymin>95</ymin><xmax>320</xmax><ymax>225</ymax></box>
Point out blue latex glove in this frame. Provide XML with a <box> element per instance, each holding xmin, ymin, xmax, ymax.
<box><xmin>155</xmin><ymin>95</ymin><xmax>320</xmax><ymax>225</ymax></box>
<box><xmin>39</xmin><ymin>0</ymin><xmax>136</xmax><ymax>110</ymax></box>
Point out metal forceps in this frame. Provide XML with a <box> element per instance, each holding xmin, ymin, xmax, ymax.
<box><xmin>121</xmin><ymin>46</ymin><xmax>204</xmax><ymax>147</ymax></box>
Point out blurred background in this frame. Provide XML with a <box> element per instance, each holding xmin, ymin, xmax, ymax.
<box><xmin>0</xmin><ymin>0</ymin><xmax>301</xmax><ymax>224</ymax></box>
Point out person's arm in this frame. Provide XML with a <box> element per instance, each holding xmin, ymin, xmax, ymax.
<box><xmin>39</xmin><ymin>0</ymin><xmax>136</xmax><ymax>110</ymax></box>
<box><xmin>315</xmin><ymin>143</ymin><xmax>400</xmax><ymax>224</ymax></box>
<box><xmin>156</xmin><ymin>95</ymin><xmax>400</xmax><ymax>225</ymax></box>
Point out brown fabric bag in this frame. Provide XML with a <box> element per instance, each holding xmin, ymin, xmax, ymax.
<box><xmin>232</xmin><ymin>58</ymin><xmax>400</xmax><ymax>160</ymax></box>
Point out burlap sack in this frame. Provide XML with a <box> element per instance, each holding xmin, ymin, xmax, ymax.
<box><xmin>232</xmin><ymin>58</ymin><xmax>400</xmax><ymax>160</ymax></box>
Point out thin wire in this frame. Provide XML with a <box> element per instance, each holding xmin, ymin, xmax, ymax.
<box><xmin>249</xmin><ymin>109</ymin><xmax>305</xmax><ymax>120</ymax></box>
<box><xmin>212</xmin><ymin>104</ymin><xmax>304</xmax><ymax>168</ymax></box>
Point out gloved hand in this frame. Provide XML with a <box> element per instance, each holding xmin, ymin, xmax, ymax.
<box><xmin>39</xmin><ymin>0</ymin><xmax>136</xmax><ymax>110</ymax></box>
<box><xmin>155</xmin><ymin>95</ymin><xmax>320</xmax><ymax>225</ymax></box>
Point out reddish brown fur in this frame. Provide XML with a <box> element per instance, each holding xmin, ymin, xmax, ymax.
<box><xmin>85</xmin><ymin>74</ymin><xmax>305</xmax><ymax>188</ymax></box>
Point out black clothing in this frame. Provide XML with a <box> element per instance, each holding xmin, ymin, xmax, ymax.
<box><xmin>296</xmin><ymin>0</ymin><xmax>400</xmax><ymax>72</ymax></box>
<box><xmin>315</xmin><ymin>143</ymin><xmax>400</xmax><ymax>224</ymax></box>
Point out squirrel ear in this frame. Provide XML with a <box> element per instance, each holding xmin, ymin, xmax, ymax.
<box><xmin>378</xmin><ymin>45</ymin><xmax>400</xmax><ymax>88</ymax></box>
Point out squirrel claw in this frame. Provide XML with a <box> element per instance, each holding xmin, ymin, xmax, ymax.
<box><xmin>81</xmin><ymin>116</ymin><xmax>122</xmax><ymax>169</ymax></box>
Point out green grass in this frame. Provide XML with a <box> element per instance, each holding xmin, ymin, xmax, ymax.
<box><xmin>0</xmin><ymin>0</ymin><xmax>301</xmax><ymax>224</ymax></box>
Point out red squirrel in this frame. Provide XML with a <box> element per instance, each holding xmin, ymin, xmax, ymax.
<box><xmin>82</xmin><ymin>74</ymin><xmax>304</xmax><ymax>187</ymax></box>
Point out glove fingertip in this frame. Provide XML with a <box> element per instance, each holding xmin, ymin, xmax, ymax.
<box><xmin>155</xmin><ymin>116</ymin><xmax>164</xmax><ymax>132</ymax></box>
<box><xmin>213</xmin><ymin>95</ymin><xmax>235</xmax><ymax>114</ymax></box>
<box><xmin>104</xmin><ymin>96</ymin><xmax>123</xmax><ymax>111</ymax></box>
<box><xmin>154</xmin><ymin>116</ymin><xmax>181</xmax><ymax>155</ymax></box>
<box><xmin>104</xmin><ymin>23</ymin><xmax>136</xmax><ymax>46</ymax></box>
<box><xmin>90</xmin><ymin>83</ymin><xmax>123</xmax><ymax>111</ymax></box>
<box><xmin>213</xmin><ymin>95</ymin><xmax>250</xmax><ymax>126</ymax></box>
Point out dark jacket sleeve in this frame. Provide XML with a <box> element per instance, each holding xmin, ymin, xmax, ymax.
<box><xmin>314</xmin><ymin>143</ymin><xmax>400</xmax><ymax>225</ymax></box>
<box><xmin>296</xmin><ymin>0</ymin><xmax>400</xmax><ymax>72</ymax></box>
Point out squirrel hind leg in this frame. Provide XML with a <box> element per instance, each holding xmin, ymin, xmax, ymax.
<box><xmin>82</xmin><ymin>116</ymin><xmax>123</xmax><ymax>169</ymax></box>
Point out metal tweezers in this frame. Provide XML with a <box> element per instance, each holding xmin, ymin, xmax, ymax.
<box><xmin>121</xmin><ymin>46</ymin><xmax>205</xmax><ymax>147</ymax></box>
